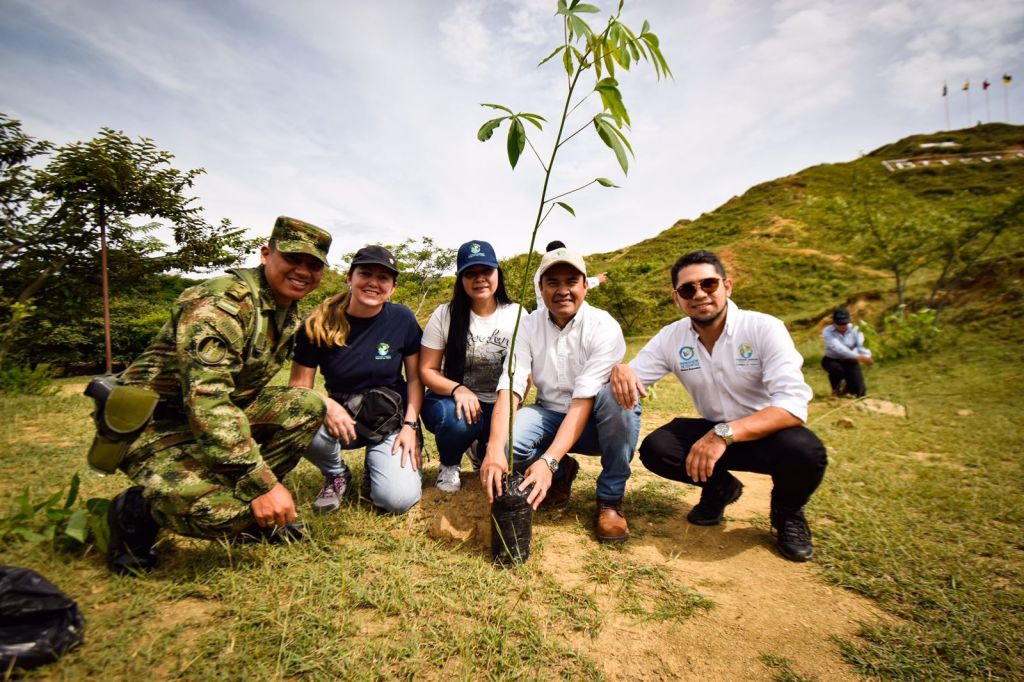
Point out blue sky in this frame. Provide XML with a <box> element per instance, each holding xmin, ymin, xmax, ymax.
<box><xmin>2</xmin><ymin>0</ymin><xmax>1022</xmax><ymax>267</ymax></box>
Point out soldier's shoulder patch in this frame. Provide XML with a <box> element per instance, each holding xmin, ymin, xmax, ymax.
<box><xmin>216</xmin><ymin>299</ymin><xmax>240</xmax><ymax>316</ymax></box>
<box><xmin>195</xmin><ymin>334</ymin><xmax>228</xmax><ymax>365</ymax></box>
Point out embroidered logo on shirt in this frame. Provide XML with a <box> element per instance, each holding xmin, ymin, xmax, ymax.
<box><xmin>678</xmin><ymin>345</ymin><xmax>700</xmax><ymax>371</ymax></box>
<box><xmin>376</xmin><ymin>342</ymin><xmax>393</xmax><ymax>360</ymax></box>
<box><xmin>735</xmin><ymin>342</ymin><xmax>760</xmax><ymax>366</ymax></box>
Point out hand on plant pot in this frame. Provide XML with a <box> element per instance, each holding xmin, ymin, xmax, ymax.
<box><xmin>521</xmin><ymin>460</ymin><xmax>553</xmax><ymax>510</ymax></box>
<box><xmin>480</xmin><ymin>446</ymin><xmax>509</xmax><ymax>503</ymax></box>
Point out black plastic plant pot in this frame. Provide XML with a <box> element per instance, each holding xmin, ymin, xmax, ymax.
<box><xmin>490</xmin><ymin>472</ymin><xmax>533</xmax><ymax>566</ymax></box>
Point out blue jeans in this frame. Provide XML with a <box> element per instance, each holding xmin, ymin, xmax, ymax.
<box><xmin>510</xmin><ymin>384</ymin><xmax>641</xmax><ymax>500</ymax></box>
<box><xmin>421</xmin><ymin>390</ymin><xmax>495</xmax><ymax>466</ymax></box>
<box><xmin>305</xmin><ymin>425</ymin><xmax>422</xmax><ymax>514</ymax></box>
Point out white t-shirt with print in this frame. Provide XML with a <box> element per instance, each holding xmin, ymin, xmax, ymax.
<box><xmin>422</xmin><ymin>302</ymin><xmax>523</xmax><ymax>403</ymax></box>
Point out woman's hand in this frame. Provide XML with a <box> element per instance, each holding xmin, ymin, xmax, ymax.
<box><xmin>453</xmin><ymin>385</ymin><xmax>482</xmax><ymax>424</ymax></box>
<box><xmin>324</xmin><ymin>397</ymin><xmax>358</xmax><ymax>444</ymax></box>
<box><xmin>393</xmin><ymin>423</ymin><xmax>421</xmax><ymax>470</ymax></box>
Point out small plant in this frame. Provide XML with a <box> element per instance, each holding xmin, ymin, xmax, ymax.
<box><xmin>0</xmin><ymin>474</ymin><xmax>110</xmax><ymax>552</ymax></box>
<box><xmin>477</xmin><ymin>0</ymin><xmax>670</xmax><ymax>449</ymax></box>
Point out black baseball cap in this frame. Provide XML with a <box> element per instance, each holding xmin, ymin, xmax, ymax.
<box><xmin>350</xmin><ymin>245</ymin><xmax>399</xmax><ymax>277</ymax></box>
<box><xmin>833</xmin><ymin>308</ymin><xmax>851</xmax><ymax>324</ymax></box>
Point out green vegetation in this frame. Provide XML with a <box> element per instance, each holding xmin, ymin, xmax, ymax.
<box><xmin>0</xmin><ymin>114</ymin><xmax>256</xmax><ymax>375</ymax></box>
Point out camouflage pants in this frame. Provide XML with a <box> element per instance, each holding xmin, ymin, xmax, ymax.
<box><xmin>124</xmin><ymin>387</ymin><xmax>324</xmax><ymax>539</ymax></box>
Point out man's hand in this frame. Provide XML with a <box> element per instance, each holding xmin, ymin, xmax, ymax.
<box><xmin>324</xmin><ymin>397</ymin><xmax>358</xmax><ymax>444</ymax></box>
<box><xmin>453</xmin><ymin>386</ymin><xmax>482</xmax><ymax>424</ymax></box>
<box><xmin>610</xmin><ymin>363</ymin><xmax>647</xmax><ymax>409</ymax></box>
<box><xmin>858</xmin><ymin>354</ymin><xmax>874</xmax><ymax>366</ymax></box>
<box><xmin>393</xmin><ymin>424</ymin><xmax>421</xmax><ymax>470</ymax></box>
<box><xmin>480</xmin><ymin>446</ymin><xmax>509</xmax><ymax>503</ymax></box>
<box><xmin>520</xmin><ymin>459</ymin><xmax>553</xmax><ymax>509</ymax></box>
<box><xmin>686</xmin><ymin>430</ymin><xmax>728</xmax><ymax>483</ymax></box>
<box><xmin>250</xmin><ymin>483</ymin><xmax>297</xmax><ymax>528</ymax></box>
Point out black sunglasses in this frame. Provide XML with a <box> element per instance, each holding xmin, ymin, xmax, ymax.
<box><xmin>674</xmin><ymin>277</ymin><xmax>721</xmax><ymax>299</ymax></box>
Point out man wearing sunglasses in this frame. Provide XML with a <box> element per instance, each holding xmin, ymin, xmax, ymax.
<box><xmin>610</xmin><ymin>250</ymin><xmax>826</xmax><ymax>561</ymax></box>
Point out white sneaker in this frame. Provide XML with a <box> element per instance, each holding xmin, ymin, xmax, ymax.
<box><xmin>435</xmin><ymin>464</ymin><xmax>462</xmax><ymax>493</ymax></box>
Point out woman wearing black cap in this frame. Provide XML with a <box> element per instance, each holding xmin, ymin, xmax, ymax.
<box><xmin>419</xmin><ymin>240</ymin><xmax>522</xmax><ymax>493</ymax></box>
<box><xmin>289</xmin><ymin>245</ymin><xmax>424</xmax><ymax>514</ymax></box>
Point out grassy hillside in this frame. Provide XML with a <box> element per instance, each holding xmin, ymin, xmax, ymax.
<box><xmin>576</xmin><ymin>122</ymin><xmax>1024</xmax><ymax>334</ymax></box>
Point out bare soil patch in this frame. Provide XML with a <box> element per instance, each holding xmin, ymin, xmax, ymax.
<box><xmin>416</xmin><ymin>461</ymin><xmax>887</xmax><ymax>680</ymax></box>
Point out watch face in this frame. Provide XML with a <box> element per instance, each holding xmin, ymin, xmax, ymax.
<box><xmin>715</xmin><ymin>423</ymin><xmax>732</xmax><ymax>440</ymax></box>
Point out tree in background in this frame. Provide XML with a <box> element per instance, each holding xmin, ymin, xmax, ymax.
<box><xmin>833</xmin><ymin>170</ymin><xmax>945</xmax><ymax>307</ymax></box>
<box><xmin>0</xmin><ymin>114</ymin><xmax>259</xmax><ymax>372</ymax></box>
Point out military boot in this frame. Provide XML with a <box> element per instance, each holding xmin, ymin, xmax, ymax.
<box><xmin>107</xmin><ymin>486</ymin><xmax>160</xmax><ymax>576</ymax></box>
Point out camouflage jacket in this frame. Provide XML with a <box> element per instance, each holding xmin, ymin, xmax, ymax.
<box><xmin>121</xmin><ymin>266</ymin><xmax>302</xmax><ymax>501</ymax></box>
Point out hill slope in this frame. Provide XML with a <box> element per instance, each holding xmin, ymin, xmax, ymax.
<box><xmin>573</xmin><ymin>123</ymin><xmax>1024</xmax><ymax>334</ymax></box>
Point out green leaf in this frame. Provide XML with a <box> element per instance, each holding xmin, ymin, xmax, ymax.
<box><xmin>477</xmin><ymin>117</ymin><xmax>505</xmax><ymax>142</ymax></box>
<box><xmin>562</xmin><ymin>45</ymin><xmax>574</xmax><ymax>78</ymax></box>
<box><xmin>596</xmin><ymin>177</ymin><xmax>620</xmax><ymax>188</ymax></box>
<box><xmin>572</xmin><ymin>3</ymin><xmax>600</xmax><ymax>12</ymax></box>
<box><xmin>538</xmin><ymin>44</ymin><xmax>566</xmax><ymax>67</ymax></box>
<box><xmin>642</xmin><ymin>19</ymin><xmax>650</xmax><ymax>35</ymax></box>
<box><xmin>568</xmin><ymin>14</ymin><xmax>592</xmax><ymax>39</ymax></box>
<box><xmin>519</xmin><ymin>113</ymin><xmax>546</xmax><ymax>130</ymax></box>
<box><xmin>64</xmin><ymin>473</ymin><xmax>80</xmax><ymax>510</ymax></box>
<box><xmin>506</xmin><ymin>118</ymin><xmax>526</xmax><ymax>169</ymax></box>
<box><xmin>63</xmin><ymin>508</ymin><xmax>89</xmax><ymax>543</ymax></box>
<box><xmin>11</xmin><ymin>527</ymin><xmax>47</xmax><ymax>543</ymax></box>
<box><xmin>556</xmin><ymin>201</ymin><xmax>576</xmax><ymax>216</ymax></box>
<box><xmin>641</xmin><ymin>31</ymin><xmax>659</xmax><ymax>48</ymax></box>
<box><xmin>594</xmin><ymin>117</ymin><xmax>632</xmax><ymax>175</ymax></box>
<box><xmin>480</xmin><ymin>103</ymin><xmax>513</xmax><ymax>114</ymax></box>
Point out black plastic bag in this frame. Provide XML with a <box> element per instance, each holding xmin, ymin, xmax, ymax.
<box><xmin>490</xmin><ymin>473</ymin><xmax>533</xmax><ymax>566</ymax></box>
<box><xmin>0</xmin><ymin>567</ymin><xmax>84</xmax><ymax>671</ymax></box>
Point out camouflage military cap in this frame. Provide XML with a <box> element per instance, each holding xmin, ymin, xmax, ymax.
<box><xmin>271</xmin><ymin>216</ymin><xmax>332</xmax><ymax>264</ymax></box>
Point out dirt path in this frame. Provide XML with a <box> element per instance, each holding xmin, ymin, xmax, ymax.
<box><xmin>417</xmin><ymin>462</ymin><xmax>886</xmax><ymax>681</ymax></box>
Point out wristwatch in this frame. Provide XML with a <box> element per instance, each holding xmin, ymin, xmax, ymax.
<box><xmin>713</xmin><ymin>422</ymin><xmax>734</xmax><ymax>446</ymax></box>
<box><xmin>539</xmin><ymin>454</ymin><xmax>559</xmax><ymax>473</ymax></box>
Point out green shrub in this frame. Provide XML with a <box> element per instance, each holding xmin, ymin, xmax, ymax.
<box><xmin>862</xmin><ymin>307</ymin><xmax>941</xmax><ymax>360</ymax></box>
<box><xmin>0</xmin><ymin>362</ymin><xmax>57</xmax><ymax>395</ymax></box>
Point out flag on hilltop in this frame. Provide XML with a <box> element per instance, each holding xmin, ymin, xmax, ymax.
<box><xmin>983</xmin><ymin>79</ymin><xmax>990</xmax><ymax>90</ymax></box>
<box><xmin>962</xmin><ymin>81</ymin><xmax>970</xmax><ymax>90</ymax></box>
<box><xmin>1004</xmin><ymin>74</ymin><xmax>1013</xmax><ymax>85</ymax></box>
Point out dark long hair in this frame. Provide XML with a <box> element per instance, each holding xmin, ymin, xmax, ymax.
<box><xmin>443</xmin><ymin>268</ymin><xmax>512</xmax><ymax>382</ymax></box>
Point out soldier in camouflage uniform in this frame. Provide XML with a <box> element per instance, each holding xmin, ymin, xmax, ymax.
<box><xmin>106</xmin><ymin>216</ymin><xmax>332</xmax><ymax>575</ymax></box>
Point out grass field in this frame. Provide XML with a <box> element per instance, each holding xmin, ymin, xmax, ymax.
<box><xmin>2</xmin><ymin>317</ymin><xmax>1022</xmax><ymax>680</ymax></box>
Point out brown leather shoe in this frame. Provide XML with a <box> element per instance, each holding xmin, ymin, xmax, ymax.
<box><xmin>539</xmin><ymin>455</ymin><xmax>579</xmax><ymax>509</ymax></box>
<box><xmin>595</xmin><ymin>498</ymin><xmax>629</xmax><ymax>544</ymax></box>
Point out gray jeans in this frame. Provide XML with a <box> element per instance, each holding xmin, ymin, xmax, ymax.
<box><xmin>305</xmin><ymin>425</ymin><xmax>422</xmax><ymax>514</ymax></box>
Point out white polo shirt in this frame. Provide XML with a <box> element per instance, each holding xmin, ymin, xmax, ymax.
<box><xmin>497</xmin><ymin>301</ymin><xmax>625</xmax><ymax>413</ymax></box>
<box><xmin>628</xmin><ymin>299</ymin><xmax>812</xmax><ymax>422</ymax></box>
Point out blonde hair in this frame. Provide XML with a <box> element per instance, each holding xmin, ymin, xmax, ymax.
<box><xmin>304</xmin><ymin>290</ymin><xmax>352</xmax><ymax>347</ymax></box>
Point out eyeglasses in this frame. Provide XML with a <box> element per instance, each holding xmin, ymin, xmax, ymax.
<box><xmin>674</xmin><ymin>277</ymin><xmax>721</xmax><ymax>299</ymax></box>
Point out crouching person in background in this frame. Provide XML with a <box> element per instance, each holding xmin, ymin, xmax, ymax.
<box><xmin>103</xmin><ymin>217</ymin><xmax>333</xmax><ymax>575</ymax></box>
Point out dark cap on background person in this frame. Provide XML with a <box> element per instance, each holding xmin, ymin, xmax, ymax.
<box><xmin>350</xmin><ymin>245</ymin><xmax>399</xmax><ymax>277</ymax></box>
<box><xmin>456</xmin><ymin>240</ymin><xmax>500</xmax><ymax>274</ymax></box>
<box><xmin>833</xmin><ymin>308</ymin><xmax>851</xmax><ymax>325</ymax></box>
<box><xmin>537</xmin><ymin>247</ymin><xmax>587</xmax><ymax>279</ymax></box>
<box><xmin>545</xmin><ymin>240</ymin><xmax>567</xmax><ymax>252</ymax></box>
<box><xmin>271</xmin><ymin>216</ymin><xmax>332</xmax><ymax>264</ymax></box>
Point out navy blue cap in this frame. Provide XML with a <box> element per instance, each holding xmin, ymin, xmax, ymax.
<box><xmin>833</xmin><ymin>308</ymin><xmax>851</xmax><ymax>324</ymax></box>
<box><xmin>456</xmin><ymin>240</ymin><xmax>499</xmax><ymax>273</ymax></box>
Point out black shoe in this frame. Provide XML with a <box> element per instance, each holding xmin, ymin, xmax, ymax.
<box><xmin>107</xmin><ymin>486</ymin><xmax>160</xmax><ymax>576</ymax></box>
<box><xmin>237</xmin><ymin>520</ymin><xmax>307</xmax><ymax>544</ymax></box>
<box><xmin>686</xmin><ymin>475</ymin><xmax>743</xmax><ymax>526</ymax></box>
<box><xmin>539</xmin><ymin>456</ymin><xmax>580</xmax><ymax>509</ymax></box>
<box><xmin>772</xmin><ymin>509</ymin><xmax>814</xmax><ymax>562</ymax></box>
